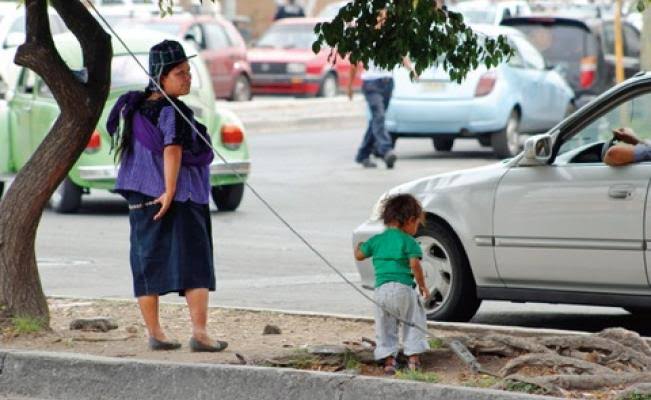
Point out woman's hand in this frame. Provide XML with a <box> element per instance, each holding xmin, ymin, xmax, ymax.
<box><xmin>613</xmin><ymin>127</ymin><xmax>640</xmax><ymax>145</ymax></box>
<box><xmin>153</xmin><ymin>192</ymin><xmax>174</xmax><ymax>221</ymax></box>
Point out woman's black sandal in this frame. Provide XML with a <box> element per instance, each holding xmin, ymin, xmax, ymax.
<box><xmin>148</xmin><ymin>337</ymin><xmax>182</xmax><ymax>351</ymax></box>
<box><xmin>189</xmin><ymin>337</ymin><xmax>229</xmax><ymax>352</ymax></box>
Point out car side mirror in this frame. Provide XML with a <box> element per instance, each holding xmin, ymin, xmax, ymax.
<box><xmin>522</xmin><ymin>134</ymin><xmax>552</xmax><ymax>165</ymax></box>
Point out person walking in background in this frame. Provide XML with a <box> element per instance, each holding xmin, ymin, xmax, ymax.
<box><xmin>347</xmin><ymin>9</ymin><xmax>417</xmax><ymax>169</ymax></box>
<box><xmin>106</xmin><ymin>40</ymin><xmax>227</xmax><ymax>353</ymax></box>
<box><xmin>354</xmin><ymin>194</ymin><xmax>430</xmax><ymax>374</ymax></box>
<box><xmin>274</xmin><ymin>0</ymin><xmax>305</xmax><ymax>20</ymax></box>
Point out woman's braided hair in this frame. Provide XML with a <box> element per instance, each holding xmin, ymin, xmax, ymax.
<box><xmin>381</xmin><ymin>193</ymin><xmax>424</xmax><ymax>227</ymax></box>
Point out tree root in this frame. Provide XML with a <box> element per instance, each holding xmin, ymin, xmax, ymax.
<box><xmin>71</xmin><ymin>334</ymin><xmax>136</xmax><ymax>342</ymax></box>
<box><xmin>465</xmin><ymin>334</ymin><xmax>551</xmax><ymax>357</ymax></box>
<box><xmin>615</xmin><ymin>383</ymin><xmax>651</xmax><ymax>399</ymax></box>
<box><xmin>499</xmin><ymin>353</ymin><xmax>614</xmax><ymax>377</ymax></box>
<box><xmin>505</xmin><ymin>371</ymin><xmax>651</xmax><ymax>392</ymax></box>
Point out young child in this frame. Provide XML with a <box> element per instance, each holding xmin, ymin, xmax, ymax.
<box><xmin>355</xmin><ymin>193</ymin><xmax>430</xmax><ymax>375</ymax></box>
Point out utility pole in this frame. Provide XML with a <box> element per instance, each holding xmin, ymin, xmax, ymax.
<box><xmin>614</xmin><ymin>0</ymin><xmax>625</xmax><ymax>83</ymax></box>
<box><xmin>642</xmin><ymin>2</ymin><xmax>651</xmax><ymax>70</ymax></box>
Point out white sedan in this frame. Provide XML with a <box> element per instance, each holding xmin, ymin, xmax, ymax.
<box><xmin>353</xmin><ymin>71</ymin><xmax>651</xmax><ymax>322</ymax></box>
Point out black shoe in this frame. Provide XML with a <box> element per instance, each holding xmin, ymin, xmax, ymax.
<box><xmin>383</xmin><ymin>151</ymin><xmax>397</xmax><ymax>169</ymax></box>
<box><xmin>148</xmin><ymin>337</ymin><xmax>182</xmax><ymax>351</ymax></box>
<box><xmin>189</xmin><ymin>337</ymin><xmax>229</xmax><ymax>353</ymax></box>
<box><xmin>359</xmin><ymin>158</ymin><xmax>377</xmax><ymax>168</ymax></box>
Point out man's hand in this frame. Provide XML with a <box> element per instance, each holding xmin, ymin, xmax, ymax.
<box><xmin>419</xmin><ymin>285</ymin><xmax>429</xmax><ymax>299</ymax></box>
<box><xmin>613</xmin><ymin>127</ymin><xmax>641</xmax><ymax>145</ymax></box>
<box><xmin>153</xmin><ymin>192</ymin><xmax>174</xmax><ymax>221</ymax></box>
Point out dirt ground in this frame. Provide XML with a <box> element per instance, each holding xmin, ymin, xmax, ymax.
<box><xmin>0</xmin><ymin>298</ymin><xmax>643</xmax><ymax>399</ymax></box>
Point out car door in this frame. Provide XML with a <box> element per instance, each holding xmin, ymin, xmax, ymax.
<box><xmin>8</xmin><ymin>68</ymin><xmax>36</xmax><ymax>169</ymax></box>
<box><xmin>202</xmin><ymin>22</ymin><xmax>234</xmax><ymax>98</ymax></box>
<box><xmin>493</xmin><ymin>91</ymin><xmax>651</xmax><ymax>294</ymax></box>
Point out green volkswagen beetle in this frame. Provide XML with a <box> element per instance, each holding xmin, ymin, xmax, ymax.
<box><xmin>0</xmin><ymin>29</ymin><xmax>250</xmax><ymax>213</ymax></box>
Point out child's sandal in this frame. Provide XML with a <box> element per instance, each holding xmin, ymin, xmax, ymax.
<box><xmin>407</xmin><ymin>359</ymin><xmax>421</xmax><ymax>371</ymax></box>
<box><xmin>383</xmin><ymin>358</ymin><xmax>397</xmax><ymax>376</ymax></box>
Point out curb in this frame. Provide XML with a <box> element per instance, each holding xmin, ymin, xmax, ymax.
<box><xmin>217</xmin><ymin>97</ymin><xmax>366</xmax><ymax>134</ymax></box>
<box><xmin>0</xmin><ymin>349</ymin><xmax>558</xmax><ymax>400</ymax></box>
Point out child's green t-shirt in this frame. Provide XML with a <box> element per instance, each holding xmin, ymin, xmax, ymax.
<box><xmin>360</xmin><ymin>227</ymin><xmax>423</xmax><ymax>288</ymax></box>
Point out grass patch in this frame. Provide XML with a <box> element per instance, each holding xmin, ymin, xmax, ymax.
<box><xmin>622</xmin><ymin>394</ymin><xmax>651</xmax><ymax>400</ymax></box>
<box><xmin>11</xmin><ymin>315</ymin><xmax>45</xmax><ymax>334</ymax></box>
<box><xmin>428</xmin><ymin>338</ymin><xmax>444</xmax><ymax>349</ymax></box>
<box><xmin>396</xmin><ymin>369</ymin><xmax>439</xmax><ymax>383</ymax></box>
<box><xmin>503</xmin><ymin>380</ymin><xmax>549</xmax><ymax>395</ymax></box>
<box><xmin>343</xmin><ymin>351</ymin><xmax>361</xmax><ymax>371</ymax></box>
<box><xmin>463</xmin><ymin>374</ymin><xmax>500</xmax><ymax>388</ymax></box>
<box><xmin>285</xmin><ymin>349</ymin><xmax>319</xmax><ymax>369</ymax></box>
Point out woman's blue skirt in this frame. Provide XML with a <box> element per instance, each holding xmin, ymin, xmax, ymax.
<box><xmin>125</xmin><ymin>191</ymin><xmax>215</xmax><ymax>297</ymax></box>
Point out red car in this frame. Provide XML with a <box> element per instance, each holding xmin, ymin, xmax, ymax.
<box><xmin>133</xmin><ymin>14</ymin><xmax>253</xmax><ymax>101</ymax></box>
<box><xmin>248</xmin><ymin>18</ymin><xmax>361</xmax><ymax>97</ymax></box>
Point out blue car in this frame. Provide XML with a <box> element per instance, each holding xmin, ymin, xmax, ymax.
<box><xmin>386</xmin><ymin>25</ymin><xmax>575</xmax><ymax>158</ymax></box>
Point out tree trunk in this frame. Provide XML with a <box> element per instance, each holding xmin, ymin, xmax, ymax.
<box><xmin>642</xmin><ymin>5</ymin><xmax>651</xmax><ymax>70</ymax></box>
<box><xmin>0</xmin><ymin>0</ymin><xmax>111</xmax><ymax>326</ymax></box>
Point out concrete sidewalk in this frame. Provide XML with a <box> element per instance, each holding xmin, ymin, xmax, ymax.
<box><xmin>218</xmin><ymin>96</ymin><xmax>366</xmax><ymax>134</ymax></box>
<box><xmin>0</xmin><ymin>349</ymin><xmax>557</xmax><ymax>400</ymax></box>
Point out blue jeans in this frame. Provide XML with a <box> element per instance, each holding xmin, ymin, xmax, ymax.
<box><xmin>355</xmin><ymin>78</ymin><xmax>394</xmax><ymax>163</ymax></box>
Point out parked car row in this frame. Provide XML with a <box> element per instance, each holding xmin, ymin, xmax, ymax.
<box><xmin>354</xmin><ymin>71</ymin><xmax>651</xmax><ymax>322</ymax></box>
<box><xmin>0</xmin><ymin>29</ymin><xmax>251</xmax><ymax>213</ymax></box>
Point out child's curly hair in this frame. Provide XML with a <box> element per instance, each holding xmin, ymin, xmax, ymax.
<box><xmin>381</xmin><ymin>193</ymin><xmax>424</xmax><ymax>227</ymax></box>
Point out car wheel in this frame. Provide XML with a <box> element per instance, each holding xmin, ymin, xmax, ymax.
<box><xmin>416</xmin><ymin>220</ymin><xmax>481</xmax><ymax>322</ymax></box>
<box><xmin>624</xmin><ymin>307</ymin><xmax>651</xmax><ymax>316</ymax></box>
<box><xmin>231</xmin><ymin>75</ymin><xmax>252</xmax><ymax>102</ymax></box>
<box><xmin>433</xmin><ymin>137</ymin><xmax>454</xmax><ymax>152</ymax></box>
<box><xmin>317</xmin><ymin>73</ymin><xmax>337</xmax><ymax>98</ymax></box>
<box><xmin>211</xmin><ymin>183</ymin><xmax>245</xmax><ymax>211</ymax></box>
<box><xmin>491</xmin><ymin>110</ymin><xmax>520</xmax><ymax>158</ymax></box>
<box><xmin>49</xmin><ymin>177</ymin><xmax>82</xmax><ymax>214</ymax></box>
<box><xmin>477</xmin><ymin>135</ymin><xmax>491</xmax><ymax>147</ymax></box>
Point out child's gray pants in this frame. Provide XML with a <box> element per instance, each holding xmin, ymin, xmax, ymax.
<box><xmin>374</xmin><ymin>282</ymin><xmax>430</xmax><ymax>360</ymax></box>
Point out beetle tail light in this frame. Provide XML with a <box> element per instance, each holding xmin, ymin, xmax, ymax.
<box><xmin>475</xmin><ymin>71</ymin><xmax>497</xmax><ymax>97</ymax></box>
<box><xmin>221</xmin><ymin>124</ymin><xmax>243</xmax><ymax>150</ymax></box>
<box><xmin>85</xmin><ymin>130</ymin><xmax>101</xmax><ymax>154</ymax></box>
<box><xmin>579</xmin><ymin>56</ymin><xmax>597</xmax><ymax>89</ymax></box>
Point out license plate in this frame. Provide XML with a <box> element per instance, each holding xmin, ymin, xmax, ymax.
<box><xmin>420</xmin><ymin>81</ymin><xmax>446</xmax><ymax>91</ymax></box>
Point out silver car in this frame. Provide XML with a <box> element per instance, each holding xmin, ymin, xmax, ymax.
<box><xmin>353</xmin><ymin>72</ymin><xmax>651</xmax><ymax>322</ymax></box>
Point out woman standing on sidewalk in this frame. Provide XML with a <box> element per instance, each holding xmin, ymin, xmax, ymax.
<box><xmin>106</xmin><ymin>40</ymin><xmax>227</xmax><ymax>352</ymax></box>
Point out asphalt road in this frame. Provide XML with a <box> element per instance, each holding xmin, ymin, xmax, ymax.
<box><xmin>33</xmin><ymin>122</ymin><xmax>649</xmax><ymax>335</ymax></box>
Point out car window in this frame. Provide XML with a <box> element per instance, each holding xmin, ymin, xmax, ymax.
<box><xmin>186</xmin><ymin>24</ymin><xmax>205</xmax><ymax>49</ymax></box>
<box><xmin>204</xmin><ymin>22</ymin><xmax>231</xmax><ymax>50</ymax></box>
<box><xmin>257</xmin><ymin>23</ymin><xmax>317</xmax><ymax>50</ymax></box>
<box><xmin>623</xmin><ymin>24</ymin><xmax>640</xmax><ymax>58</ymax></box>
<box><xmin>111</xmin><ymin>54</ymin><xmax>202</xmax><ymax>90</ymax></box>
<box><xmin>513</xmin><ymin>23</ymin><xmax>597</xmax><ymax>89</ymax></box>
<box><xmin>558</xmin><ymin>92</ymin><xmax>651</xmax><ymax>156</ymax></box>
<box><xmin>17</xmin><ymin>68</ymin><xmax>36</xmax><ymax>95</ymax></box>
<box><xmin>507</xmin><ymin>42</ymin><xmax>525</xmax><ymax>68</ymax></box>
<box><xmin>511</xmin><ymin>36</ymin><xmax>545</xmax><ymax>70</ymax></box>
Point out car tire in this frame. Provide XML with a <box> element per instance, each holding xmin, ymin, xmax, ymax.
<box><xmin>416</xmin><ymin>219</ymin><xmax>481</xmax><ymax>322</ymax></box>
<box><xmin>211</xmin><ymin>183</ymin><xmax>245</xmax><ymax>211</ymax></box>
<box><xmin>477</xmin><ymin>135</ymin><xmax>492</xmax><ymax>147</ymax></box>
<box><xmin>433</xmin><ymin>137</ymin><xmax>454</xmax><ymax>152</ymax></box>
<box><xmin>492</xmin><ymin>109</ymin><xmax>520</xmax><ymax>158</ymax></box>
<box><xmin>0</xmin><ymin>181</ymin><xmax>4</xmax><ymax>199</ymax></box>
<box><xmin>231</xmin><ymin>74</ymin><xmax>252</xmax><ymax>102</ymax></box>
<box><xmin>317</xmin><ymin>73</ymin><xmax>338</xmax><ymax>98</ymax></box>
<box><xmin>624</xmin><ymin>307</ymin><xmax>651</xmax><ymax>316</ymax></box>
<box><xmin>49</xmin><ymin>177</ymin><xmax>82</xmax><ymax>214</ymax></box>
